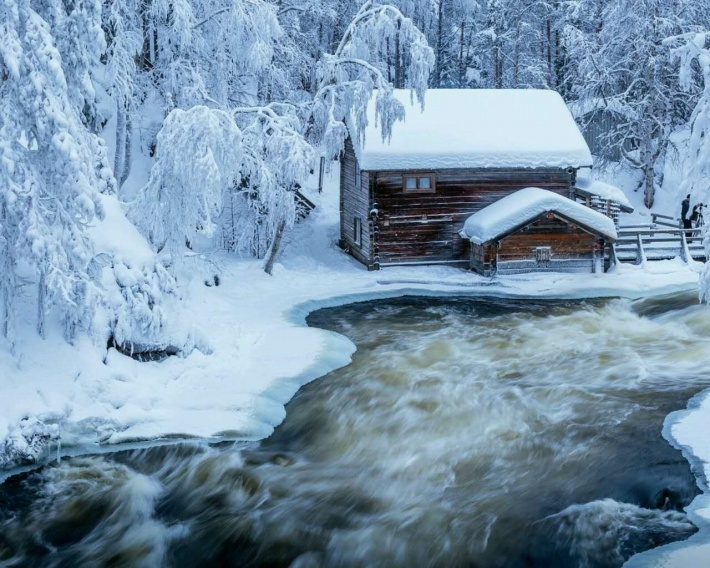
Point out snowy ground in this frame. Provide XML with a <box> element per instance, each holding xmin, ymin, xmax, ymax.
<box><xmin>1</xmin><ymin>145</ymin><xmax>709</xmax><ymax>565</ymax></box>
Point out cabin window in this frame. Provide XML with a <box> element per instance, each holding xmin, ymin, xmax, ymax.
<box><xmin>354</xmin><ymin>217</ymin><xmax>362</xmax><ymax>247</ymax></box>
<box><xmin>355</xmin><ymin>169</ymin><xmax>361</xmax><ymax>189</ymax></box>
<box><xmin>403</xmin><ymin>174</ymin><xmax>436</xmax><ymax>193</ymax></box>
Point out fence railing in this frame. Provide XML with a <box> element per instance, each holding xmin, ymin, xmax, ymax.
<box><xmin>613</xmin><ymin>225</ymin><xmax>705</xmax><ymax>264</ymax></box>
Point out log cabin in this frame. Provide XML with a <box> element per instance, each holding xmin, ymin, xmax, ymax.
<box><xmin>339</xmin><ymin>89</ymin><xmax>627</xmax><ymax>273</ymax></box>
<box><xmin>459</xmin><ymin>188</ymin><xmax>618</xmax><ymax>276</ymax></box>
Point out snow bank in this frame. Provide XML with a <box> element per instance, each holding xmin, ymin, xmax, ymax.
<box><xmin>358</xmin><ymin>89</ymin><xmax>593</xmax><ymax>171</ymax></box>
<box><xmin>88</xmin><ymin>194</ymin><xmax>156</xmax><ymax>269</ymax></box>
<box><xmin>576</xmin><ymin>175</ymin><xmax>634</xmax><ymax>210</ymax></box>
<box><xmin>460</xmin><ymin>187</ymin><xmax>618</xmax><ymax>245</ymax></box>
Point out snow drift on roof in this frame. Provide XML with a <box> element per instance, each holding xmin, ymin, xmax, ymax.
<box><xmin>460</xmin><ymin>187</ymin><xmax>618</xmax><ymax>245</ymax></box>
<box><xmin>575</xmin><ymin>176</ymin><xmax>633</xmax><ymax>210</ymax></box>
<box><xmin>358</xmin><ymin>89</ymin><xmax>593</xmax><ymax>171</ymax></box>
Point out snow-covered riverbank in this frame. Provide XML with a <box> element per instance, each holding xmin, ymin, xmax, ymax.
<box><xmin>625</xmin><ymin>390</ymin><xmax>710</xmax><ymax>567</ymax></box>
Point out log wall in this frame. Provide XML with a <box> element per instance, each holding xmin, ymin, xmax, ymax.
<box><xmin>470</xmin><ymin>215</ymin><xmax>604</xmax><ymax>276</ymax></box>
<box><xmin>340</xmin><ymin>138</ymin><xmax>373</xmax><ymax>268</ymax></box>
<box><xmin>371</xmin><ymin>168</ymin><xmax>575</xmax><ymax>267</ymax></box>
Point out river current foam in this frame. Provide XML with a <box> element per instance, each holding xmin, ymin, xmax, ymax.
<box><xmin>1</xmin><ymin>294</ymin><xmax>710</xmax><ymax>567</ymax></box>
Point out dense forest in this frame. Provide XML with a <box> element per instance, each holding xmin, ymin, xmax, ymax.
<box><xmin>2</xmin><ymin>0</ymin><xmax>710</xmax><ymax>345</ymax></box>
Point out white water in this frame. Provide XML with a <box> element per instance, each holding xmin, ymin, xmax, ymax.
<box><xmin>1</xmin><ymin>295</ymin><xmax>710</xmax><ymax>567</ymax></box>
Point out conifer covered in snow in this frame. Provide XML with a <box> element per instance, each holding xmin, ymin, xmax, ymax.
<box><xmin>0</xmin><ymin>0</ymin><xmax>114</xmax><ymax>343</ymax></box>
<box><xmin>669</xmin><ymin>31</ymin><xmax>710</xmax><ymax>303</ymax></box>
<box><xmin>564</xmin><ymin>0</ymin><xmax>700</xmax><ymax>208</ymax></box>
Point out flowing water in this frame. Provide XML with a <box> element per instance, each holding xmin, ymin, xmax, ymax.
<box><xmin>2</xmin><ymin>294</ymin><xmax>710</xmax><ymax>567</ymax></box>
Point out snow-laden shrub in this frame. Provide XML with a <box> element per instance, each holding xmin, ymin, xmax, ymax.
<box><xmin>102</xmin><ymin>259</ymin><xmax>177</xmax><ymax>348</ymax></box>
<box><xmin>130</xmin><ymin>106</ymin><xmax>243</xmax><ymax>258</ymax></box>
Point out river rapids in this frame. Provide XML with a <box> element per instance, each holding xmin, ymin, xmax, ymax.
<box><xmin>2</xmin><ymin>294</ymin><xmax>710</xmax><ymax>567</ymax></box>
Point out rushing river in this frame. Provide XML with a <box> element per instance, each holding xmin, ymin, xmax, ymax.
<box><xmin>2</xmin><ymin>294</ymin><xmax>710</xmax><ymax>567</ymax></box>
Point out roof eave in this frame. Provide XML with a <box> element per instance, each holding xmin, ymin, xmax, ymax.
<box><xmin>467</xmin><ymin>209</ymin><xmax>617</xmax><ymax>245</ymax></box>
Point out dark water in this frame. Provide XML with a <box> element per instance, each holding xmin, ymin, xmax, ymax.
<box><xmin>2</xmin><ymin>294</ymin><xmax>710</xmax><ymax>567</ymax></box>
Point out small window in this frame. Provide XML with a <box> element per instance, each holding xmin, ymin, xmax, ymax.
<box><xmin>535</xmin><ymin>246</ymin><xmax>551</xmax><ymax>265</ymax></box>
<box><xmin>403</xmin><ymin>174</ymin><xmax>435</xmax><ymax>193</ymax></box>
<box><xmin>354</xmin><ymin>217</ymin><xmax>362</xmax><ymax>246</ymax></box>
<box><xmin>355</xmin><ymin>169</ymin><xmax>361</xmax><ymax>189</ymax></box>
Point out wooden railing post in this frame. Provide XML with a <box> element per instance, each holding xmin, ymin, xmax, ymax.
<box><xmin>636</xmin><ymin>234</ymin><xmax>647</xmax><ymax>265</ymax></box>
<box><xmin>609</xmin><ymin>243</ymin><xmax>618</xmax><ymax>269</ymax></box>
<box><xmin>680</xmin><ymin>231</ymin><xmax>691</xmax><ymax>264</ymax></box>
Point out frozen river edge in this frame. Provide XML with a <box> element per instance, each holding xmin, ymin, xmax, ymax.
<box><xmin>625</xmin><ymin>390</ymin><xmax>710</xmax><ymax>567</ymax></box>
<box><xmin>1</xmin><ymin>257</ymin><xmax>708</xmax><ymax>567</ymax></box>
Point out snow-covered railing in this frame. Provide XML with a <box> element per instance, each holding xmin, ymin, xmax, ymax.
<box><xmin>589</xmin><ymin>195</ymin><xmax>622</xmax><ymax>229</ymax></box>
<box><xmin>613</xmin><ymin>226</ymin><xmax>706</xmax><ymax>264</ymax></box>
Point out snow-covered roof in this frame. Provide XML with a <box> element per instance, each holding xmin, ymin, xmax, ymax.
<box><xmin>574</xmin><ymin>176</ymin><xmax>633</xmax><ymax>212</ymax></box>
<box><xmin>358</xmin><ymin>89</ymin><xmax>593</xmax><ymax>171</ymax></box>
<box><xmin>460</xmin><ymin>187</ymin><xmax>618</xmax><ymax>245</ymax></box>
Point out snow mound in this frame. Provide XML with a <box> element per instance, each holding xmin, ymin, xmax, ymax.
<box><xmin>359</xmin><ymin>89</ymin><xmax>593</xmax><ymax>171</ymax></box>
<box><xmin>460</xmin><ymin>187</ymin><xmax>618</xmax><ymax>245</ymax></box>
<box><xmin>88</xmin><ymin>194</ymin><xmax>156</xmax><ymax>269</ymax></box>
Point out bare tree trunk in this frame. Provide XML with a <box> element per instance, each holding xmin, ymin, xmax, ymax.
<box><xmin>386</xmin><ymin>37</ymin><xmax>393</xmax><ymax>83</ymax></box>
<box><xmin>264</xmin><ymin>220</ymin><xmax>287</xmax><ymax>275</ymax></box>
<box><xmin>545</xmin><ymin>18</ymin><xmax>555</xmax><ymax>89</ymax></box>
<box><xmin>494</xmin><ymin>43</ymin><xmax>503</xmax><ymax>89</ymax></box>
<box><xmin>114</xmin><ymin>96</ymin><xmax>126</xmax><ymax>193</ymax></box>
<box><xmin>37</xmin><ymin>270</ymin><xmax>46</xmax><ymax>339</ymax></box>
<box><xmin>458</xmin><ymin>19</ymin><xmax>465</xmax><ymax>87</ymax></box>
<box><xmin>120</xmin><ymin>108</ymin><xmax>132</xmax><ymax>188</ymax></box>
<box><xmin>394</xmin><ymin>20</ymin><xmax>403</xmax><ymax>88</ymax></box>
<box><xmin>513</xmin><ymin>32</ymin><xmax>520</xmax><ymax>87</ymax></box>
<box><xmin>435</xmin><ymin>0</ymin><xmax>445</xmax><ymax>86</ymax></box>
<box><xmin>641</xmin><ymin>135</ymin><xmax>656</xmax><ymax>209</ymax></box>
<box><xmin>1</xmin><ymin>280</ymin><xmax>7</xmax><ymax>339</ymax></box>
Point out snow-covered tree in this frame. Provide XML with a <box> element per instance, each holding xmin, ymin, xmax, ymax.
<box><xmin>564</xmin><ymin>0</ymin><xmax>699</xmax><ymax>208</ymax></box>
<box><xmin>667</xmin><ymin>31</ymin><xmax>710</xmax><ymax>304</ymax></box>
<box><xmin>669</xmin><ymin>32</ymin><xmax>710</xmax><ymax>207</ymax></box>
<box><xmin>103</xmin><ymin>0</ymin><xmax>143</xmax><ymax>192</ymax></box>
<box><xmin>130</xmin><ymin>106</ymin><xmax>242</xmax><ymax>257</ymax></box>
<box><xmin>0</xmin><ymin>0</ymin><xmax>114</xmax><ymax>343</ymax></box>
<box><xmin>133</xmin><ymin>0</ymin><xmax>433</xmax><ymax>274</ymax></box>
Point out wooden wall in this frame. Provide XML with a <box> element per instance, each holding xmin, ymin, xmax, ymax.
<box><xmin>340</xmin><ymin>138</ymin><xmax>374</xmax><ymax>268</ymax></box>
<box><xmin>371</xmin><ymin>168</ymin><xmax>575</xmax><ymax>267</ymax></box>
<box><xmin>470</xmin><ymin>215</ymin><xmax>603</xmax><ymax>276</ymax></box>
